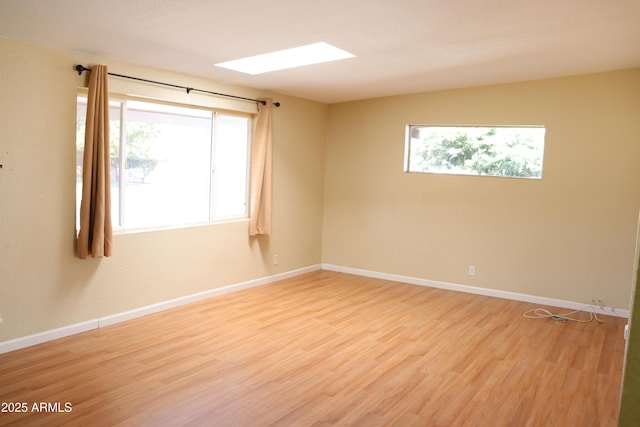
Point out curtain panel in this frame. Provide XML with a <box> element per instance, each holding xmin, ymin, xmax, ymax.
<box><xmin>76</xmin><ymin>65</ymin><xmax>113</xmax><ymax>258</ymax></box>
<box><xmin>249</xmin><ymin>99</ymin><xmax>274</xmax><ymax>236</ymax></box>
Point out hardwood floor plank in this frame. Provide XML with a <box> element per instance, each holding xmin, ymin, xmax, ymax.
<box><xmin>0</xmin><ymin>271</ymin><xmax>627</xmax><ymax>426</ymax></box>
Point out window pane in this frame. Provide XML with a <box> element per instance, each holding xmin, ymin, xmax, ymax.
<box><xmin>406</xmin><ymin>125</ymin><xmax>545</xmax><ymax>179</ymax></box>
<box><xmin>76</xmin><ymin>95</ymin><xmax>251</xmax><ymax>231</ymax></box>
<box><xmin>122</xmin><ymin>101</ymin><xmax>212</xmax><ymax>228</ymax></box>
<box><xmin>212</xmin><ymin>114</ymin><xmax>250</xmax><ymax>218</ymax></box>
<box><xmin>109</xmin><ymin>101</ymin><xmax>123</xmax><ymax>227</ymax></box>
<box><xmin>76</xmin><ymin>97</ymin><xmax>85</xmax><ymax>230</ymax></box>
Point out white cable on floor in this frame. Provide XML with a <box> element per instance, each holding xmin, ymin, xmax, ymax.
<box><xmin>523</xmin><ymin>306</ymin><xmax>605</xmax><ymax>323</ymax></box>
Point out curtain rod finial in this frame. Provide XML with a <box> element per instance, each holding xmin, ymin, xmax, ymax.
<box><xmin>75</xmin><ymin>64</ymin><xmax>90</xmax><ymax>75</ymax></box>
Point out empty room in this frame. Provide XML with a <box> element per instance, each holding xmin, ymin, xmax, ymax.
<box><xmin>1</xmin><ymin>1</ymin><xmax>639</xmax><ymax>426</ymax></box>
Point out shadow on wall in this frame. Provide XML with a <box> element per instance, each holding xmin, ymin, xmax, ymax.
<box><xmin>56</xmin><ymin>228</ymin><xmax>102</xmax><ymax>302</ymax></box>
<box><xmin>249</xmin><ymin>233</ymin><xmax>273</xmax><ymax>271</ymax></box>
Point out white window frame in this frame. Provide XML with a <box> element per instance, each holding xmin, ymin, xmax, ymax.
<box><xmin>76</xmin><ymin>92</ymin><xmax>252</xmax><ymax>232</ymax></box>
<box><xmin>404</xmin><ymin>124</ymin><xmax>546</xmax><ymax>179</ymax></box>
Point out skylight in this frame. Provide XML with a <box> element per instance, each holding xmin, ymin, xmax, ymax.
<box><xmin>214</xmin><ymin>42</ymin><xmax>355</xmax><ymax>75</ymax></box>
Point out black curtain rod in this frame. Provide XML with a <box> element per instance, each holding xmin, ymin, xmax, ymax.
<box><xmin>75</xmin><ymin>65</ymin><xmax>280</xmax><ymax>107</ymax></box>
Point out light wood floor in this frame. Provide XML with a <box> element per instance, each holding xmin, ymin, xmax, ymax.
<box><xmin>0</xmin><ymin>270</ymin><xmax>627</xmax><ymax>426</ymax></box>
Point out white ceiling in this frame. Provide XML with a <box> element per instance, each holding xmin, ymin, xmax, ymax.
<box><xmin>1</xmin><ymin>0</ymin><xmax>639</xmax><ymax>104</ymax></box>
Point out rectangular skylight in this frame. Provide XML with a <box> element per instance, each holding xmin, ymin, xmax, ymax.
<box><xmin>215</xmin><ymin>42</ymin><xmax>355</xmax><ymax>75</ymax></box>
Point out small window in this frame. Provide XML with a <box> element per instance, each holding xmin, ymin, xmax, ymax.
<box><xmin>405</xmin><ymin>125</ymin><xmax>546</xmax><ymax>179</ymax></box>
<box><xmin>76</xmin><ymin>96</ymin><xmax>251</xmax><ymax>231</ymax></box>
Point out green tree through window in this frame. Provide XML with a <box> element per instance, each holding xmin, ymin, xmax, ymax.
<box><xmin>405</xmin><ymin>125</ymin><xmax>545</xmax><ymax>179</ymax></box>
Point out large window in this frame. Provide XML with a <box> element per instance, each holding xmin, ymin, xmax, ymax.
<box><xmin>76</xmin><ymin>96</ymin><xmax>251</xmax><ymax>231</ymax></box>
<box><xmin>405</xmin><ymin>125</ymin><xmax>546</xmax><ymax>179</ymax></box>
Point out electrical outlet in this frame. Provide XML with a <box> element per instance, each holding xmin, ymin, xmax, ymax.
<box><xmin>592</xmin><ymin>299</ymin><xmax>606</xmax><ymax>312</ymax></box>
<box><xmin>273</xmin><ymin>254</ymin><xmax>279</xmax><ymax>266</ymax></box>
<box><xmin>468</xmin><ymin>265</ymin><xmax>476</xmax><ymax>276</ymax></box>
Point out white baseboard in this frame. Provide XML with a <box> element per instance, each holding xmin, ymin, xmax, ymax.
<box><xmin>322</xmin><ymin>264</ymin><xmax>630</xmax><ymax>318</ymax></box>
<box><xmin>0</xmin><ymin>264</ymin><xmax>322</xmax><ymax>355</ymax></box>
<box><xmin>0</xmin><ymin>320</ymin><xmax>100</xmax><ymax>356</ymax></box>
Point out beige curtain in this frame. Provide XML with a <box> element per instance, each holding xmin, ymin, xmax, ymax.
<box><xmin>77</xmin><ymin>65</ymin><xmax>113</xmax><ymax>258</ymax></box>
<box><xmin>249</xmin><ymin>99</ymin><xmax>274</xmax><ymax>236</ymax></box>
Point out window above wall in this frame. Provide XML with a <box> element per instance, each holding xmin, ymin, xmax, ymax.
<box><xmin>404</xmin><ymin>125</ymin><xmax>546</xmax><ymax>179</ymax></box>
<box><xmin>76</xmin><ymin>95</ymin><xmax>252</xmax><ymax>232</ymax></box>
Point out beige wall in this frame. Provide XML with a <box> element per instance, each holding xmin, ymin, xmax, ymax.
<box><xmin>323</xmin><ymin>69</ymin><xmax>640</xmax><ymax>309</ymax></box>
<box><xmin>0</xmin><ymin>37</ymin><xmax>327</xmax><ymax>342</ymax></box>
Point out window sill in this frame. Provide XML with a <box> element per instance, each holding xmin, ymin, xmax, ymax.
<box><xmin>112</xmin><ymin>217</ymin><xmax>250</xmax><ymax>236</ymax></box>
